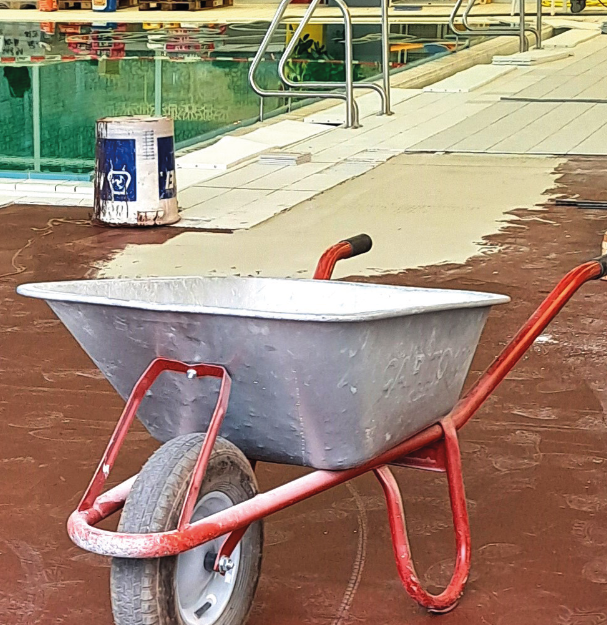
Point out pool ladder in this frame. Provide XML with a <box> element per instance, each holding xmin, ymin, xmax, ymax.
<box><xmin>248</xmin><ymin>0</ymin><xmax>393</xmax><ymax>129</ymax></box>
<box><xmin>449</xmin><ymin>0</ymin><xmax>544</xmax><ymax>53</ymax></box>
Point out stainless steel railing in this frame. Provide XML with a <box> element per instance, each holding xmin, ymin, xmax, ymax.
<box><xmin>450</xmin><ymin>0</ymin><xmax>543</xmax><ymax>53</ymax></box>
<box><xmin>249</xmin><ymin>0</ymin><xmax>392</xmax><ymax>128</ymax></box>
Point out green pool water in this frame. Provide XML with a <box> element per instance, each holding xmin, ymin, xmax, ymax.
<box><xmin>0</xmin><ymin>21</ymin><xmax>455</xmax><ymax>177</ymax></box>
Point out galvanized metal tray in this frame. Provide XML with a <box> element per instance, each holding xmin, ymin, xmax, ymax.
<box><xmin>18</xmin><ymin>277</ymin><xmax>509</xmax><ymax>469</ymax></box>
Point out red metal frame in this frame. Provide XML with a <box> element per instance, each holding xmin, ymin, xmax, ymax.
<box><xmin>77</xmin><ymin>358</ymin><xmax>232</xmax><ymax>529</ymax></box>
<box><xmin>66</xmin><ymin>240</ymin><xmax>605</xmax><ymax>614</ymax></box>
<box><xmin>375</xmin><ymin>417</ymin><xmax>470</xmax><ymax>613</ymax></box>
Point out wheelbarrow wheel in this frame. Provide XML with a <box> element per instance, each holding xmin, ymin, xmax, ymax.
<box><xmin>110</xmin><ymin>433</ymin><xmax>263</xmax><ymax>625</ymax></box>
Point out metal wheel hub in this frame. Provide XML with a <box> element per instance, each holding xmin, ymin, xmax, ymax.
<box><xmin>175</xmin><ymin>491</ymin><xmax>241</xmax><ymax>625</ymax></box>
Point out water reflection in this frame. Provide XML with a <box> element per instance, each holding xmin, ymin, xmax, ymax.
<box><xmin>0</xmin><ymin>21</ymin><xmax>457</xmax><ymax>175</ymax></box>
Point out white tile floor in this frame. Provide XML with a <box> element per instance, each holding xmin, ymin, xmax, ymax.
<box><xmin>178</xmin><ymin>186</ymin><xmax>229</xmax><ymax>209</ymax></box>
<box><xmin>242</xmin><ymin>162</ymin><xmax>334</xmax><ymax>190</ymax></box>
<box><xmin>544</xmin><ymin>28</ymin><xmax>600</xmax><ymax>48</ymax></box>
<box><xmin>405</xmin><ymin>36</ymin><xmax>607</xmax><ymax>156</ymax></box>
<box><xmin>492</xmin><ymin>49</ymin><xmax>572</xmax><ymax>66</ymax></box>
<box><xmin>423</xmin><ymin>65</ymin><xmax>515</xmax><ymax>93</ymax></box>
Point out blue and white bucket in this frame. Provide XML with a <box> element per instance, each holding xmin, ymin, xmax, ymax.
<box><xmin>94</xmin><ymin>116</ymin><xmax>179</xmax><ymax>227</ymax></box>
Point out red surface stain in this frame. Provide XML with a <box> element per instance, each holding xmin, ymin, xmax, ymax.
<box><xmin>2</xmin><ymin>155</ymin><xmax>607</xmax><ymax>624</ymax></box>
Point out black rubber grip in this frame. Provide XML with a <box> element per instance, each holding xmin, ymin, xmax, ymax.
<box><xmin>342</xmin><ymin>234</ymin><xmax>373</xmax><ymax>258</ymax></box>
<box><xmin>594</xmin><ymin>254</ymin><xmax>607</xmax><ymax>278</ymax></box>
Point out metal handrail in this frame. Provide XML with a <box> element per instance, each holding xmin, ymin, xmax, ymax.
<box><xmin>462</xmin><ymin>0</ymin><xmax>539</xmax><ymax>50</ymax></box>
<box><xmin>277</xmin><ymin>0</ymin><xmax>389</xmax><ymax>115</ymax></box>
<box><xmin>283</xmin><ymin>0</ymin><xmax>360</xmax><ymax>125</ymax></box>
<box><xmin>535</xmin><ymin>0</ymin><xmax>544</xmax><ymax>49</ymax></box>
<box><xmin>465</xmin><ymin>0</ymin><xmax>542</xmax><ymax>49</ymax></box>
<box><xmin>451</xmin><ymin>0</ymin><xmax>543</xmax><ymax>52</ymax></box>
<box><xmin>248</xmin><ymin>0</ymin><xmax>392</xmax><ymax>129</ymax></box>
<box><xmin>248</xmin><ymin>0</ymin><xmax>359</xmax><ymax>127</ymax></box>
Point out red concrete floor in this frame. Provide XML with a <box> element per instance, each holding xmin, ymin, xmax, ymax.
<box><xmin>1</xmin><ymin>157</ymin><xmax>607</xmax><ymax>624</ymax></box>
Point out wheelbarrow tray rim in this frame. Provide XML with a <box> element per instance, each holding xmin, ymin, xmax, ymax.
<box><xmin>17</xmin><ymin>275</ymin><xmax>510</xmax><ymax>323</ymax></box>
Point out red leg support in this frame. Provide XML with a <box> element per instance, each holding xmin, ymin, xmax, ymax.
<box><xmin>375</xmin><ymin>417</ymin><xmax>470</xmax><ymax>613</ymax></box>
<box><xmin>77</xmin><ymin>357</ymin><xmax>232</xmax><ymax>530</ymax></box>
<box><xmin>178</xmin><ymin>368</ymin><xmax>231</xmax><ymax>529</ymax></box>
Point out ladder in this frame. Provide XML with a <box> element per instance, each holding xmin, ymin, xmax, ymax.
<box><xmin>449</xmin><ymin>0</ymin><xmax>544</xmax><ymax>52</ymax></box>
<box><xmin>248</xmin><ymin>0</ymin><xmax>393</xmax><ymax>128</ymax></box>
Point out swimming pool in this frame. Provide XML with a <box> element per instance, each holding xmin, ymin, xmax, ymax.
<box><xmin>0</xmin><ymin>20</ymin><xmax>457</xmax><ymax>177</ymax></box>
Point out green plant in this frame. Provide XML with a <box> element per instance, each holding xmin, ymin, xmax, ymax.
<box><xmin>284</xmin><ymin>33</ymin><xmax>364</xmax><ymax>84</ymax></box>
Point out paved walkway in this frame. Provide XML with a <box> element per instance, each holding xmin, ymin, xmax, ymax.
<box><xmin>412</xmin><ymin>35</ymin><xmax>607</xmax><ymax>154</ymax></box>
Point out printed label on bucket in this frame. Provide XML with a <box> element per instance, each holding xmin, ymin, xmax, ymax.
<box><xmin>98</xmin><ymin>138</ymin><xmax>137</xmax><ymax>202</ymax></box>
<box><xmin>157</xmin><ymin>136</ymin><xmax>176</xmax><ymax>200</ymax></box>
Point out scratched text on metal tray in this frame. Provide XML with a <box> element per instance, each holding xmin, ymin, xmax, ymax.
<box><xmin>383</xmin><ymin>332</ymin><xmax>471</xmax><ymax>401</ymax></box>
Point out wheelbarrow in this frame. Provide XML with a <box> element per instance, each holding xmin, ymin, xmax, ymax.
<box><xmin>17</xmin><ymin>235</ymin><xmax>607</xmax><ymax>625</ymax></box>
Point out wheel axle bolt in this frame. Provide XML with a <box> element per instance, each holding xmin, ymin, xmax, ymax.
<box><xmin>217</xmin><ymin>556</ymin><xmax>234</xmax><ymax>575</ymax></box>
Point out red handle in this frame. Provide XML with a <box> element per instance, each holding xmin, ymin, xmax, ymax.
<box><xmin>313</xmin><ymin>234</ymin><xmax>373</xmax><ymax>280</ymax></box>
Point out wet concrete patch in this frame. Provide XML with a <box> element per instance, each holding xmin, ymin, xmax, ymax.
<box><xmin>99</xmin><ymin>154</ymin><xmax>564</xmax><ymax>280</ymax></box>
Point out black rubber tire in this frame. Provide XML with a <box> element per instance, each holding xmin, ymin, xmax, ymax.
<box><xmin>110</xmin><ymin>433</ymin><xmax>263</xmax><ymax>625</ymax></box>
